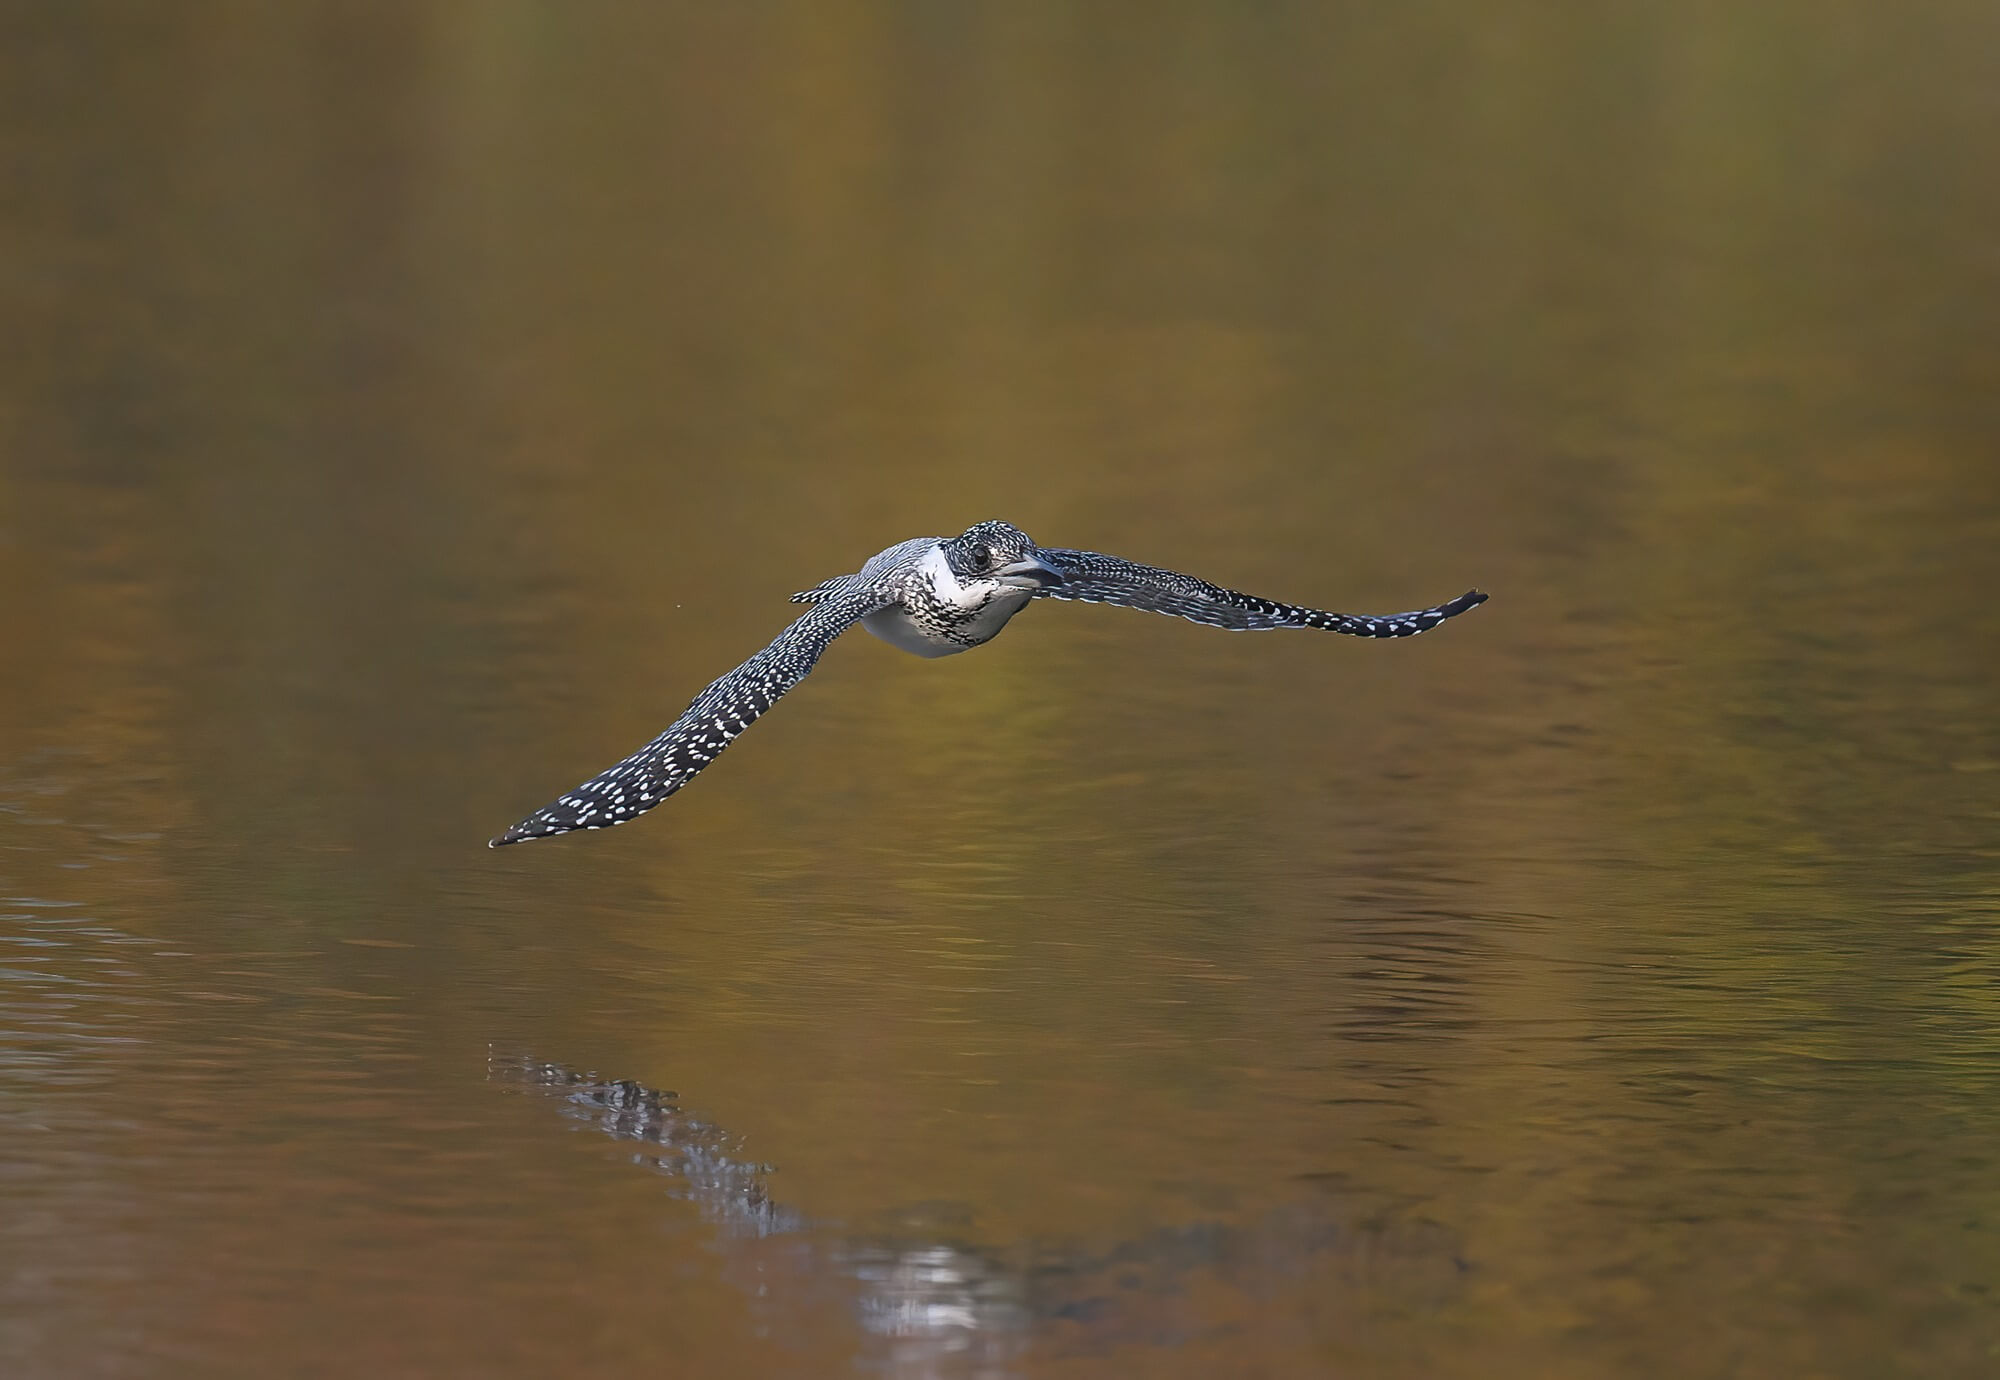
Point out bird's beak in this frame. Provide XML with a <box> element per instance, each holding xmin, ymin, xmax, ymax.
<box><xmin>995</xmin><ymin>556</ymin><xmax>1063</xmax><ymax>590</ymax></box>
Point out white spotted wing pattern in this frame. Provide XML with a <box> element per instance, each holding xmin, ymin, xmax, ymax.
<box><xmin>490</xmin><ymin>588</ymin><xmax>889</xmax><ymax>846</ymax></box>
<box><xmin>1034</xmin><ymin>549</ymin><xmax>1488</xmax><ymax>636</ymax></box>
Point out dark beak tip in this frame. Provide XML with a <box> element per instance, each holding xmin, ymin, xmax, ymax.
<box><xmin>997</xmin><ymin>558</ymin><xmax>1063</xmax><ymax>589</ymax></box>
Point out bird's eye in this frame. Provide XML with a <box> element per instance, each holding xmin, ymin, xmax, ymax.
<box><xmin>967</xmin><ymin>543</ymin><xmax>991</xmax><ymax>569</ymax></box>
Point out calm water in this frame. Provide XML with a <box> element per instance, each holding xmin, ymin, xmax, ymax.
<box><xmin>5</xmin><ymin>5</ymin><xmax>2000</xmax><ymax>1377</ymax></box>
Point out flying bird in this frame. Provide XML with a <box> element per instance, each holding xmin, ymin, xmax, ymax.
<box><xmin>490</xmin><ymin>521</ymin><xmax>1487</xmax><ymax>846</ymax></box>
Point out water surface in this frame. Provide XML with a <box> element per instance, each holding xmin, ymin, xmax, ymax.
<box><xmin>4</xmin><ymin>4</ymin><xmax>1999</xmax><ymax>1377</ymax></box>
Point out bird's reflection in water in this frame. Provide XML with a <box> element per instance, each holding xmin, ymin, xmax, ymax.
<box><xmin>490</xmin><ymin>1052</ymin><xmax>1463</xmax><ymax>1378</ymax></box>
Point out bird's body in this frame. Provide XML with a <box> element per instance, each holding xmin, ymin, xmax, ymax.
<box><xmin>852</xmin><ymin>542</ymin><xmax>1042</xmax><ymax>657</ymax></box>
<box><xmin>490</xmin><ymin>521</ymin><xmax>1486</xmax><ymax>846</ymax></box>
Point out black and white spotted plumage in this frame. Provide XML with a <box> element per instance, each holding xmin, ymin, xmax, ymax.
<box><xmin>489</xmin><ymin>587</ymin><xmax>888</xmax><ymax>846</ymax></box>
<box><xmin>1032</xmin><ymin>549</ymin><xmax>1488</xmax><ymax>635</ymax></box>
<box><xmin>490</xmin><ymin>520</ymin><xmax>1486</xmax><ymax>846</ymax></box>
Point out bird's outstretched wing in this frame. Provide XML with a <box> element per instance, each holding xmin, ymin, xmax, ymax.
<box><xmin>490</xmin><ymin>588</ymin><xmax>889</xmax><ymax>846</ymax></box>
<box><xmin>1034</xmin><ymin>549</ymin><xmax>1486</xmax><ymax>636</ymax></box>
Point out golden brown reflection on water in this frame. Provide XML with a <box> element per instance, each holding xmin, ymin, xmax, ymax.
<box><xmin>4</xmin><ymin>3</ymin><xmax>2000</xmax><ymax>1377</ymax></box>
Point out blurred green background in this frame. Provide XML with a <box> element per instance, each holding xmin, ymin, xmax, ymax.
<box><xmin>3</xmin><ymin>4</ymin><xmax>1999</xmax><ymax>1377</ymax></box>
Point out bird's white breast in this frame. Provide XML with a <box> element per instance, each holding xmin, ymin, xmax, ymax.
<box><xmin>860</xmin><ymin>544</ymin><xmax>1033</xmax><ymax>658</ymax></box>
<box><xmin>861</xmin><ymin>607</ymin><xmax>966</xmax><ymax>657</ymax></box>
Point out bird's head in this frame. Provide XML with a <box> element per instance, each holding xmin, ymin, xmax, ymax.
<box><xmin>942</xmin><ymin>521</ymin><xmax>1064</xmax><ymax>591</ymax></box>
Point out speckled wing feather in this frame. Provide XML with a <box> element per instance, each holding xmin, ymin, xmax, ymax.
<box><xmin>1034</xmin><ymin>549</ymin><xmax>1487</xmax><ymax>636</ymax></box>
<box><xmin>490</xmin><ymin>588</ymin><xmax>889</xmax><ymax>846</ymax></box>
